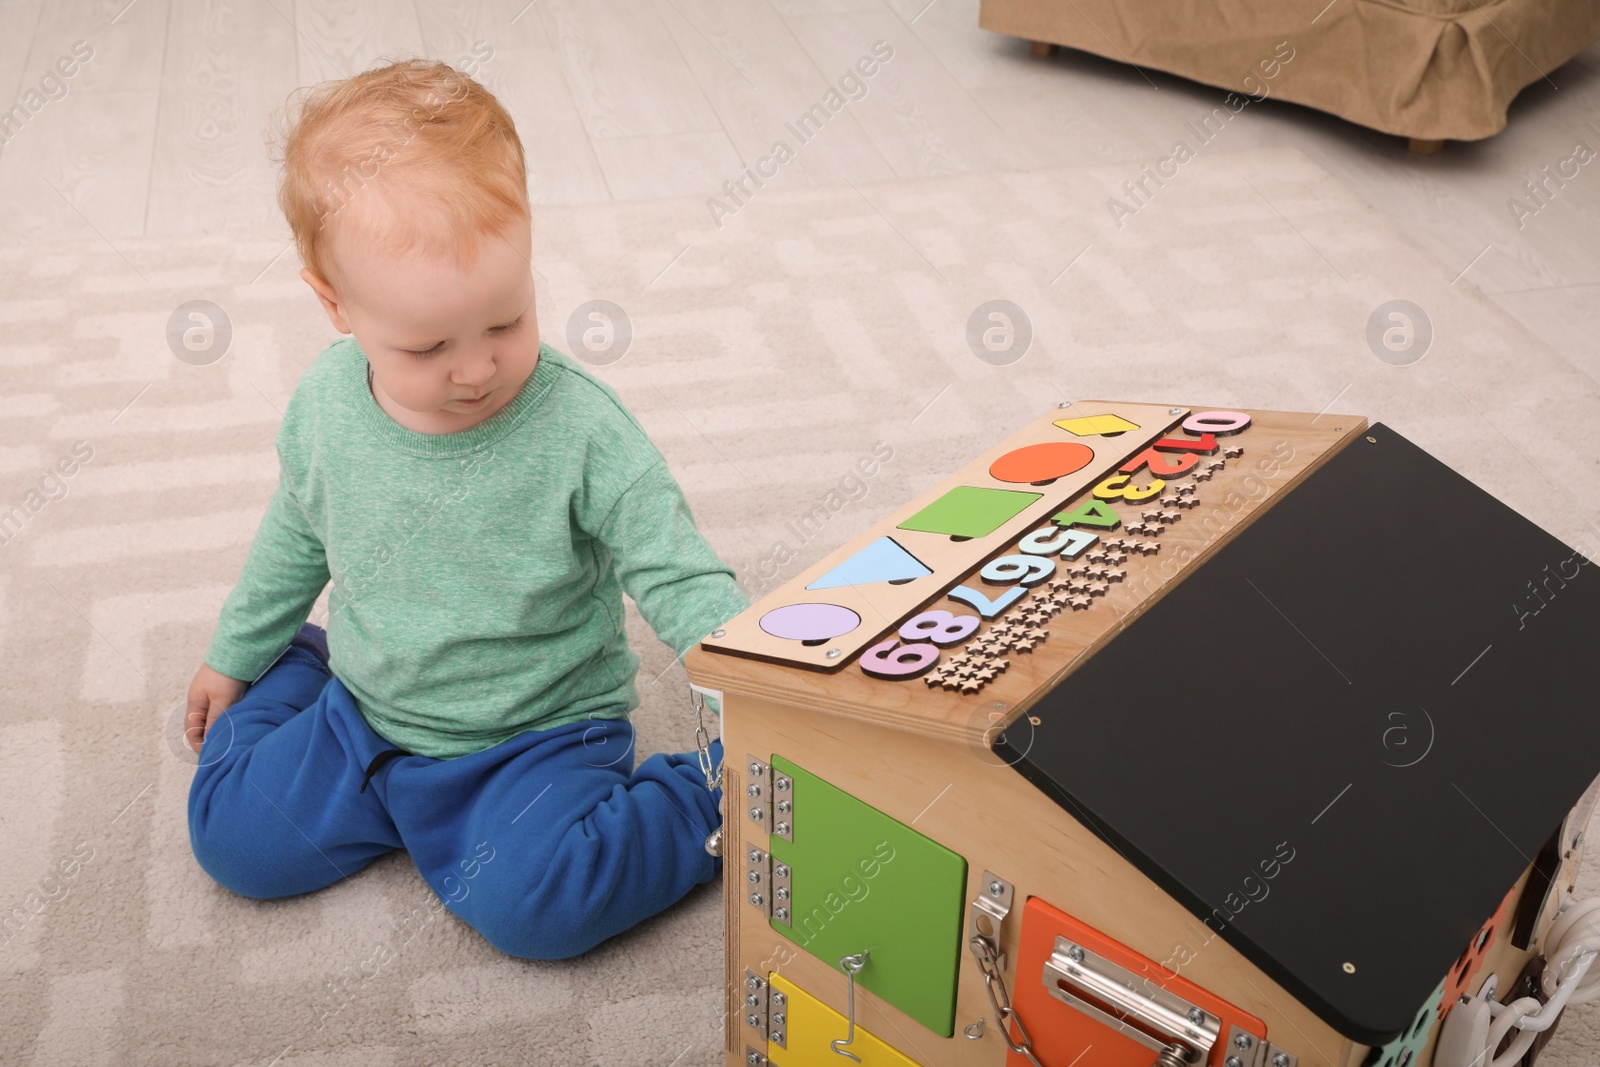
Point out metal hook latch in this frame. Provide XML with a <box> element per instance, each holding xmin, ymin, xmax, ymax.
<box><xmin>830</xmin><ymin>950</ymin><xmax>870</xmax><ymax>1062</ymax></box>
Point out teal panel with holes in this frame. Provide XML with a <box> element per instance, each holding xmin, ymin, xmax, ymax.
<box><xmin>1368</xmin><ymin>978</ymin><xmax>1445</xmax><ymax>1067</ymax></box>
<box><xmin>768</xmin><ymin>755</ymin><xmax>968</xmax><ymax>1037</ymax></box>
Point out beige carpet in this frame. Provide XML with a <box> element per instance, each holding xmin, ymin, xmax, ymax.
<box><xmin>2</xmin><ymin>144</ymin><xmax>1597</xmax><ymax>1065</ymax></box>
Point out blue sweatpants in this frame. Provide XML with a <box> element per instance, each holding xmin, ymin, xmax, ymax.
<box><xmin>188</xmin><ymin>641</ymin><xmax>724</xmax><ymax>960</ymax></box>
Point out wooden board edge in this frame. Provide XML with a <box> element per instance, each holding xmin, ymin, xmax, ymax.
<box><xmin>688</xmin><ymin>416</ymin><xmax>1370</xmax><ymax>746</ymax></box>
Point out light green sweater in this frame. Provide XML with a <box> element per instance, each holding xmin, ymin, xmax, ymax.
<box><xmin>205</xmin><ymin>338</ymin><xmax>748</xmax><ymax>758</ymax></box>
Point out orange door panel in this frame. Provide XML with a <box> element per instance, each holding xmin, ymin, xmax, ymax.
<box><xmin>1006</xmin><ymin>897</ymin><xmax>1268</xmax><ymax>1067</ymax></box>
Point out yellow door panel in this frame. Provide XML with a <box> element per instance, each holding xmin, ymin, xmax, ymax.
<box><xmin>768</xmin><ymin>972</ymin><xmax>924</xmax><ymax>1067</ymax></box>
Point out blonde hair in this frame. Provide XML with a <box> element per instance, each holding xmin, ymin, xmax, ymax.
<box><xmin>268</xmin><ymin>57</ymin><xmax>529</xmax><ymax>291</ymax></box>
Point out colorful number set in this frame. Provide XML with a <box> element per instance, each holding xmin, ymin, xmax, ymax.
<box><xmin>858</xmin><ymin>411</ymin><xmax>1251</xmax><ymax>693</ymax></box>
<box><xmin>699</xmin><ymin>404</ymin><xmax>1250</xmax><ymax>673</ymax></box>
<box><xmin>699</xmin><ymin>403</ymin><xmax>1184</xmax><ymax>669</ymax></box>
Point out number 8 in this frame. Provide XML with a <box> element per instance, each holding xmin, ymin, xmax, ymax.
<box><xmin>899</xmin><ymin>609</ymin><xmax>980</xmax><ymax>647</ymax></box>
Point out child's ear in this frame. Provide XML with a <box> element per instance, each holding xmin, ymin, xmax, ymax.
<box><xmin>300</xmin><ymin>267</ymin><xmax>353</xmax><ymax>335</ymax></box>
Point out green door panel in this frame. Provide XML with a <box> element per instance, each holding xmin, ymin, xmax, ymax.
<box><xmin>769</xmin><ymin>754</ymin><xmax>969</xmax><ymax>1037</ymax></box>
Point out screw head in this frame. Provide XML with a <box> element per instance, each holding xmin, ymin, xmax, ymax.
<box><xmin>746</xmin><ymin>994</ymin><xmax>760</xmax><ymax>1008</ymax></box>
<box><xmin>747</xmin><ymin>784</ymin><xmax>761</xmax><ymax>797</ymax></box>
<box><xmin>746</xmin><ymin>1013</ymin><xmax>760</xmax><ymax>1028</ymax></box>
<box><xmin>826</xmin><ymin>648</ymin><xmax>841</xmax><ymax>658</ymax></box>
<box><xmin>775</xmin><ymin>822</ymin><xmax>790</xmax><ymax>834</ymax></box>
<box><xmin>777</xmin><ymin>799</ymin><xmax>791</xmax><ymax>813</ymax></box>
<box><xmin>1169</xmin><ymin>408</ymin><xmax>1182</xmax><ymax>415</ymax></box>
<box><xmin>747</xmin><ymin>1053</ymin><xmax>760</xmax><ymax>1065</ymax></box>
<box><xmin>1226</xmin><ymin>1057</ymin><xmax>1243</xmax><ymax>1067</ymax></box>
<box><xmin>748</xmin><ymin>849</ymin><xmax>762</xmax><ymax>864</ymax></box>
<box><xmin>774</xmin><ymin>907</ymin><xmax>789</xmax><ymax>920</ymax></box>
<box><xmin>774</xmin><ymin>863</ymin><xmax>789</xmax><ymax>877</ymax></box>
<box><xmin>747</xmin><ymin>871</ymin><xmax>761</xmax><ymax>884</ymax></box>
<box><xmin>749</xmin><ymin>807</ymin><xmax>764</xmax><ymax>821</ymax></box>
<box><xmin>1234</xmin><ymin>1033</ymin><xmax>1253</xmax><ymax>1050</ymax></box>
<box><xmin>776</xmin><ymin>777</ymin><xmax>790</xmax><ymax>791</ymax></box>
<box><xmin>713</xmin><ymin>628</ymin><xmax>726</xmax><ymax>638</ymax></box>
<box><xmin>746</xmin><ymin>976</ymin><xmax>761</xmax><ymax>991</ymax></box>
<box><xmin>776</xmin><ymin>887</ymin><xmax>789</xmax><ymax>900</ymax></box>
<box><xmin>771</xmin><ymin>1032</ymin><xmax>784</xmax><ymax>1045</ymax></box>
<box><xmin>988</xmin><ymin>880</ymin><xmax>1004</xmax><ymax>896</ymax></box>
<box><xmin>749</xmin><ymin>892</ymin><xmax>763</xmax><ymax>906</ymax></box>
<box><xmin>1273</xmin><ymin>1055</ymin><xmax>1291</xmax><ymax>1067</ymax></box>
<box><xmin>1067</xmin><ymin>945</ymin><xmax>1085</xmax><ymax>963</ymax></box>
<box><xmin>1188</xmin><ymin>1008</ymin><xmax>1206</xmax><ymax>1025</ymax></box>
<box><xmin>748</xmin><ymin>762</ymin><xmax>762</xmax><ymax>777</ymax></box>
<box><xmin>773</xmin><ymin>1013</ymin><xmax>786</xmax><ymax>1026</ymax></box>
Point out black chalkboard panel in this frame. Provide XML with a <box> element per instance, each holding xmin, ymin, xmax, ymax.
<box><xmin>995</xmin><ymin>424</ymin><xmax>1600</xmax><ymax>1044</ymax></box>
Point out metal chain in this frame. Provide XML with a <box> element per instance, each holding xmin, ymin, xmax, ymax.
<box><xmin>969</xmin><ymin>932</ymin><xmax>1045</xmax><ymax>1067</ymax></box>
<box><xmin>691</xmin><ymin>687</ymin><xmax>725</xmax><ymax>858</ymax></box>
<box><xmin>690</xmin><ymin>688</ymin><xmax>722</xmax><ymax>794</ymax></box>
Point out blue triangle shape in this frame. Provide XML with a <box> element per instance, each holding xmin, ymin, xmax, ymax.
<box><xmin>807</xmin><ymin>536</ymin><xmax>932</xmax><ymax>590</ymax></box>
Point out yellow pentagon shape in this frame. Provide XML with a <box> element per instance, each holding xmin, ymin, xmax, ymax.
<box><xmin>1054</xmin><ymin>413</ymin><xmax>1142</xmax><ymax>437</ymax></box>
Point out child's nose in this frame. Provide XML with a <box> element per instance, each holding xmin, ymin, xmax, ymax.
<box><xmin>455</xmin><ymin>349</ymin><xmax>496</xmax><ymax>385</ymax></box>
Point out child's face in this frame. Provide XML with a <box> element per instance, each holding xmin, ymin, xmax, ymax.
<box><xmin>302</xmin><ymin>216</ymin><xmax>540</xmax><ymax>435</ymax></box>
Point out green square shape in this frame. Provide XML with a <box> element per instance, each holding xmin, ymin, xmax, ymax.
<box><xmin>769</xmin><ymin>755</ymin><xmax>969</xmax><ymax>1037</ymax></box>
<box><xmin>897</xmin><ymin>485</ymin><xmax>1041</xmax><ymax>539</ymax></box>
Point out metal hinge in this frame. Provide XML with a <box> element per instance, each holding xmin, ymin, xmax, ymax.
<box><xmin>746</xmin><ymin>846</ymin><xmax>771</xmax><ymax>918</ymax></box>
<box><xmin>746</xmin><ymin>754</ymin><xmax>770</xmax><ymax>830</ymax></box>
<box><xmin>743</xmin><ymin>844</ymin><xmax>793</xmax><ymax>927</ymax></box>
<box><xmin>1224</xmin><ymin>1026</ymin><xmax>1262</xmax><ymax>1067</ymax></box>
<box><xmin>741</xmin><ymin>969</ymin><xmax>790</xmax><ymax>1054</ymax></box>
<box><xmin>745</xmin><ymin>754</ymin><xmax>793</xmax><ymax>842</ymax></box>
<box><xmin>1221</xmin><ymin>1026</ymin><xmax>1298</xmax><ymax>1067</ymax></box>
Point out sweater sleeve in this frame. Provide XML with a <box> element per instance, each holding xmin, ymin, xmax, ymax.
<box><xmin>597</xmin><ymin>460</ymin><xmax>749</xmax><ymax>661</ymax></box>
<box><xmin>204</xmin><ymin>470</ymin><xmax>331</xmax><ymax>682</ymax></box>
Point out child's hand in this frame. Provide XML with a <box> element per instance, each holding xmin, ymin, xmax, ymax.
<box><xmin>186</xmin><ymin>664</ymin><xmax>247</xmax><ymax>754</ymax></box>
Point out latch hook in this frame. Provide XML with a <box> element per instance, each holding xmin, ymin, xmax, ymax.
<box><xmin>830</xmin><ymin>950</ymin><xmax>870</xmax><ymax>1062</ymax></box>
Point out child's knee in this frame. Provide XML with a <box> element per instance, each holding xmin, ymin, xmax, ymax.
<box><xmin>188</xmin><ymin>815</ymin><xmax>295</xmax><ymax>900</ymax></box>
<box><xmin>472</xmin><ymin>903</ymin><xmax>599</xmax><ymax>960</ymax></box>
<box><xmin>188</xmin><ymin>771</ymin><xmax>306</xmax><ymax>900</ymax></box>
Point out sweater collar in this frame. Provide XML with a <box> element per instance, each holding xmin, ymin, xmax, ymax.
<box><xmin>350</xmin><ymin>339</ymin><xmax>558</xmax><ymax>458</ymax></box>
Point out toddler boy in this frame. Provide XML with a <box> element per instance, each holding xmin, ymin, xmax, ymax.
<box><xmin>185</xmin><ymin>58</ymin><xmax>746</xmax><ymax>959</ymax></box>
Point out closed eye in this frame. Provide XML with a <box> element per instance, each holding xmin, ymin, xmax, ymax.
<box><xmin>402</xmin><ymin>315</ymin><xmax>524</xmax><ymax>358</ymax></box>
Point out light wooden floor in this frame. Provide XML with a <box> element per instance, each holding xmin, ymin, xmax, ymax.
<box><xmin>2</xmin><ymin>0</ymin><xmax>1597</xmax><ymax>382</ymax></box>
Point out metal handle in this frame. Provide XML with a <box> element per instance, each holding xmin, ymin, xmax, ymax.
<box><xmin>1041</xmin><ymin>936</ymin><xmax>1219</xmax><ymax>1060</ymax></box>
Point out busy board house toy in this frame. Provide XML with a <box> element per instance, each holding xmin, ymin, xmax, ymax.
<box><xmin>683</xmin><ymin>402</ymin><xmax>1600</xmax><ymax>1067</ymax></box>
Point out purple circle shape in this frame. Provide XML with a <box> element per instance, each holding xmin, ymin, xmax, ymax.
<box><xmin>759</xmin><ymin>602</ymin><xmax>861</xmax><ymax>643</ymax></box>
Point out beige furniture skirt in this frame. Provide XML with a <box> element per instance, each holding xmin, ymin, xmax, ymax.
<box><xmin>979</xmin><ymin>0</ymin><xmax>1600</xmax><ymax>142</ymax></box>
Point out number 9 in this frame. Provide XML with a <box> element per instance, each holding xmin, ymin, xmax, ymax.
<box><xmin>860</xmin><ymin>637</ymin><xmax>940</xmax><ymax>679</ymax></box>
<box><xmin>980</xmin><ymin>554</ymin><xmax>1056</xmax><ymax>587</ymax></box>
